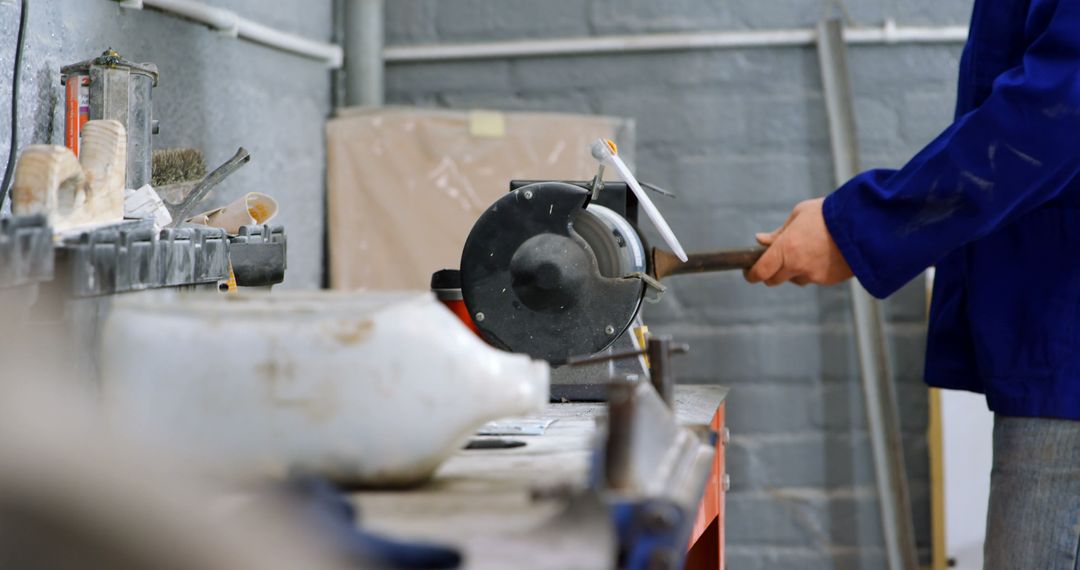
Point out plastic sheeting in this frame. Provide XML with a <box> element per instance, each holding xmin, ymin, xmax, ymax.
<box><xmin>326</xmin><ymin>107</ymin><xmax>635</xmax><ymax>290</ymax></box>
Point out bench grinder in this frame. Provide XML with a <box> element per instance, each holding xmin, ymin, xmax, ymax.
<box><xmin>459</xmin><ymin>177</ymin><xmax>764</xmax><ymax>400</ymax></box>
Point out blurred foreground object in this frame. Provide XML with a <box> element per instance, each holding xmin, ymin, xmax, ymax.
<box><xmin>0</xmin><ymin>297</ymin><xmax>464</xmax><ymax>569</ymax></box>
<box><xmin>590</xmin><ymin>138</ymin><xmax>686</xmax><ymax>262</ymax></box>
<box><xmin>349</xmin><ymin>382</ymin><xmax>728</xmax><ymax>570</ymax></box>
<box><xmin>100</xmin><ymin>291</ymin><xmax>549</xmax><ymax>486</ymax></box>
<box><xmin>0</xmin><ymin>334</ymin><xmax>352</xmax><ymax>570</ymax></box>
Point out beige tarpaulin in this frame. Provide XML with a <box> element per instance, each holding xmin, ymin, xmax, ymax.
<box><xmin>326</xmin><ymin>107</ymin><xmax>634</xmax><ymax>290</ymax></box>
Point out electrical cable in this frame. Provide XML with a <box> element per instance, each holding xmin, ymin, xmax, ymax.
<box><xmin>1</xmin><ymin>0</ymin><xmax>29</xmax><ymax>211</ymax></box>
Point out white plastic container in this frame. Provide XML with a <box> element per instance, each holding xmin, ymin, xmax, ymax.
<box><xmin>100</xmin><ymin>291</ymin><xmax>549</xmax><ymax>487</ymax></box>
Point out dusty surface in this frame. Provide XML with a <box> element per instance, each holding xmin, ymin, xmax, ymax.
<box><xmin>350</xmin><ymin>385</ymin><xmax>727</xmax><ymax>567</ymax></box>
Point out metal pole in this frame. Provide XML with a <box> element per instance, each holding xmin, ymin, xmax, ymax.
<box><xmin>605</xmin><ymin>381</ymin><xmax>637</xmax><ymax>491</ymax></box>
<box><xmin>816</xmin><ymin>18</ymin><xmax>920</xmax><ymax>570</ymax></box>
<box><xmin>646</xmin><ymin>336</ymin><xmax>677</xmax><ymax>408</ymax></box>
<box><xmin>344</xmin><ymin>0</ymin><xmax>385</xmax><ymax>106</ymax></box>
<box><xmin>331</xmin><ymin>0</ymin><xmax>347</xmax><ymax>111</ymax></box>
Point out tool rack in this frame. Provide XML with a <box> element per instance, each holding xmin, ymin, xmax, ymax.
<box><xmin>0</xmin><ymin>216</ymin><xmax>288</xmax><ymax>296</ymax></box>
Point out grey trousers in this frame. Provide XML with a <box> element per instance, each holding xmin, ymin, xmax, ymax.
<box><xmin>984</xmin><ymin>415</ymin><xmax>1080</xmax><ymax>570</ymax></box>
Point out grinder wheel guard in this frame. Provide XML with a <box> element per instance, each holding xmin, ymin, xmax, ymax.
<box><xmin>460</xmin><ymin>182</ymin><xmax>646</xmax><ymax>364</ymax></box>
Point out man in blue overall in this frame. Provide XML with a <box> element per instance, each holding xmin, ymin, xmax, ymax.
<box><xmin>745</xmin><ymin>0</ymin><xmax>1080</xmax><ymax>567</ymax></box>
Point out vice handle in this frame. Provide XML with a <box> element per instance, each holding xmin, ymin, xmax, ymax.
<box><xmin>652</xmin><ymin>246</ymin><xmax>767</xmax><ymax>280</ymax></box>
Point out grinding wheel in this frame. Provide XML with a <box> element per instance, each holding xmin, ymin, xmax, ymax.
<box><xmin>572</xmin><ymin>203</ymin><xmax>647</xmax><ymax>279</ymax></box>
<box><xmin>460</xmin><ymin>182</ymin><xmax>646</xmax><ymax>364</ymax></box>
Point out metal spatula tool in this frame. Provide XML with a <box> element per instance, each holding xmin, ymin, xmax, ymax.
<box><xmin>163</xmin><ymin>147</ymin><xmax>251</xmax><ymax>227</ymax></box>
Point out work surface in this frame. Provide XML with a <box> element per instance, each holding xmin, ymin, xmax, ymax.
<box><xmin>349</xmin><ymin>385</ymin><xmax>727</xmax><ymax>569</ymax></box>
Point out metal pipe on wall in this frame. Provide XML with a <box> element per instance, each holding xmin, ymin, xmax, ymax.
<box><xmin>344</xmin><ymin>0</ymin><xmax>385</xmax><ymax>106</ymax></box>
<box><xmin>115</xmin><ymin>0</ymin><xmax>344</xmax><ymax>67</ymax></box>
<box><xmin>384</xmin><ymin>20</ymin><xmax>967</xmax><ymax>63</ymax></box>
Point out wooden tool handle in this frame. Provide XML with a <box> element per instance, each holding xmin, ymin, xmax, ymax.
<box><xmin>652</xmin><ymin>246</ymin><xmax>767</xmax><ymax>280</ymax></box>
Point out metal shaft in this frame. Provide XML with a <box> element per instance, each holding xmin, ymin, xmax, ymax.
<box><xmin>652</xmin><ymin>246</ymin><xmax>766</xmax><ymax>280</ymax></box>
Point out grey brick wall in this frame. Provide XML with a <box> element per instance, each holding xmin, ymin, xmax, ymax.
<box><xmin>0</xmin><ymin>0</ymin><xmax>332</xmax><ymax>289</ymax></box>
<box><xmin>385</xmin><ymin>1</ymin><xmax>968</xmax><ymax>567</ymax></box>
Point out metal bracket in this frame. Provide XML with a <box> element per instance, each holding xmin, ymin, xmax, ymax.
<box><xmin>631</xmin><ymin>271</ymin><xmax>666</xmax><ymax>303</ymax></box>
<box><xmin>590</xmin><ymin>164</ymin><xmax>606</xmax><ymax>201</ymax></box>
<box><xmin>639</xmin><ymin>181</ymin><xmax>676</xmax><ymax>198</ymax></box>
<box><xmin>568</xmin><ymin>337</ymin><xmax>688</xmax><ymax>408</ymax></box>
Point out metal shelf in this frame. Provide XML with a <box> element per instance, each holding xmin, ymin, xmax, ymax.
<box><xmin>0</xmin><ymin>216</ymin><xmax>288</xmax><ymax>296</ymax></box>
<box><xmin>58</xmin><ymin>221</ymin><xmax>231</xmax><ymax>297</ymax></box>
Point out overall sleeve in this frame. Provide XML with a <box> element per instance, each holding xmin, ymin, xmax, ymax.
<box><xmin>822</xmin><ymin>0</ymin><xmax>1080</xmax><ymax>298</ymax></box>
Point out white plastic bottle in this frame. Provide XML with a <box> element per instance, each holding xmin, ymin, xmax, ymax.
<box><xmin>100</xmin><ymin>290</ymin><xmax>550</xmax><ymax>487</ymax></box>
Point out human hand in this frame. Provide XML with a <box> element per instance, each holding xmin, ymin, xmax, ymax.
<box><xmin>744</xmin><ymin>198</ymin><xmax>854</xmax><ymax>287</ymax></box>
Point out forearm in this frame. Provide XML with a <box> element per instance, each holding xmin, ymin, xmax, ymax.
<box><xmin>822</xmin><ymin>0</ymin><xmax>1080</xmax><ymax>297</ymax></box>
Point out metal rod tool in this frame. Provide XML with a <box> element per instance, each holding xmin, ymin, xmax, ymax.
<box><xmin>651</xmin><ymin>246</ymin><xmax>766</xmax><ymax>280</ymax></box>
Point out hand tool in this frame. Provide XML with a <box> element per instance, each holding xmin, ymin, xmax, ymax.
<box><xmin>164</xmin><ymin>147</ymin><xmax>252</xmax><ymax>227</ymax></box>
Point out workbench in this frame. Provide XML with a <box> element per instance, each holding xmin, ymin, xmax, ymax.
<box><xmin>350</xmin><ymin>385</ymin><xmax>728</xmax><ymax>570</ymax></box>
